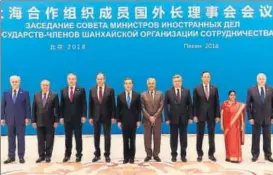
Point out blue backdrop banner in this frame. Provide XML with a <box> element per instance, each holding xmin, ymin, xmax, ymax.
<box><xmin>1</xmin><ymin>1</ymin><xmax>273</xmax><ymax>135</ymax></box>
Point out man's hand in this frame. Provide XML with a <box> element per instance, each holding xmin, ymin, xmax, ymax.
<box><xmin>249</xmin><ymin>119</ymin><xmax>254</xmax><ymax>125</ymax></box>
<box><xmin>81</xmin><ymin>117</ymin><xmax>86</xmax><ymax>123</ymax></box>
<box><xmin>118</xmin><ymin>122</ymin><xmax>122</xmax><ymax>129</ymax></box>
<box><xmin>111</xmin><ymin>119</ymin><xmax>116</xmax><ymax>124</ymax></box>
<box><xmin>150</xmin><ymin>116</ymin><xmax>156</xmax><ymax>124</ymax></box>
<box><xmin>53</xmin><ymin>122</ymin><xmax>58</xmax><ymax>128</ymax></box>
<box><xmin>271</xmin><ymin>119</ymin><xmax>273</xmax><ymax>124</ymax></box>
<box><xmin>215</xmin><ymin>117</ymin><xmax>220</xmax><ymax>123</ymax></box>
<box><xmin>60</xmin><ymin>118</ymin><xmax>64</xmax><ymax>124</ymax></box>
<box><xmin>89</xmin><ymin>119</ymin><xmax>94</xmax><ymax>125</ymax></box>
<box><xmin>166</xmin><ymin>120</ymin><xmax>170</xmax><ymax>125</ymax></box>
<box><xmin>32</xmin><ymin>123</ymin><xmax>37</xmax><ymax>128</ymax></box>
<box><xmin>193</xmin><ymin>116</ymin><xmax>198</xmax><ymax>123</ymax></box>
<box><xmin>1</xmin><ymin>120</ymin><xmax>5</xmax><ymax>126</ymax></box>
<box><xmin>25</xmin><ymin>119</ymin><xmax>30</xmax><ymax>125</ymax></box>
<box><xmin>136</xmin><ymin>121</ymin><xmax>140</xmax><ymax>128</ymax></box>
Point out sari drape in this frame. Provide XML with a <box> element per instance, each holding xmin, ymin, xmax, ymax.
<box><xmin>221</xmin><ymin>101</ymin><xmax>245</xmax><ymax>162</ymax></box>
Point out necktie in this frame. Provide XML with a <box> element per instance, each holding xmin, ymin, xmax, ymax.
<box><xmin>260</xmin><ymin>87</ymin><xmax>265</xmax><ymax>102</ymax></box>
<box><xmin>70</xmin><ymin>87</ymin><xmax>74</xmax><ymax>102</ymax></box>
<box><xmin>12</xmin><ymin>90</ymin><xmax>17</xmax><ymax>103</ymax></box>
<box><xmin>42</xmin><ymin>93</ymin><xmax>47</xmax><ymax>107</ymax></box>
<box><xmin>176</xmin><ymin>89</ymin><xmax>181</xmax><ymax>102</ymax></box>
<box><xmin>99</xmin><ymin>87</ymin><xmax>103</xmax><ymax>103</ymax></box>
<box><xmin>150</xmin><ymin>91</ymin><xmax>154</xmax><ymax>100</ymax></box>
<box><xmin>126</xmin><ymin>92</ymin><xmax>131</xmax><ymax>107</ymax></box>
<box><xmin>204</xmin><ymin>85</ymin><xmax>209</xmax><ymax>100</ymax></box>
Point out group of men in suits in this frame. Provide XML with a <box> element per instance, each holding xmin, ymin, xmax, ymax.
<box><xmin>1</xmin><ymin>72</ymin><xmax>273</xmax><ymax>164</ymax></box>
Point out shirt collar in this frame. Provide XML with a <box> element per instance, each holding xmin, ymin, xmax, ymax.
<box><xmin>203</xmin><ymin>83</ymin><xmax>210</xmax><ymax>87</ymax></box>
<box><xmin>12</xmin><ymin>88</ymin><xmax>19</xmax><ymax>92</ymax></box>
<box><xmin>126</xmin><ymin>90</ymin><xmax>132</xmax><ymax>94</ymax></box>
<box><xmin>42</xmin><ymin>91</ymin><xmax>49</xmax><ymax>95</ymax></box>
<box><xmin>69</xmin><ymin>85</ymin><xmax>76</xmax><ymax>89</ymax></box>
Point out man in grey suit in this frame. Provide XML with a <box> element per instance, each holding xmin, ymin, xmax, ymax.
<box><xmin>141</xmin><ymin>77</ymin><xmax>163</xmax><ymax>162</ymax></box>
<box><xmin>246</xmin><ymin>73</ymin><xmax>273</xmax><ymax>162</ymax></box>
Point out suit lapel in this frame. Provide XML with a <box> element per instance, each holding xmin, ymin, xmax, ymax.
<box><xmin>180</xmin><ymin>87</ymin><xmax>184</xmax><ymax>103</ymax></box>
<box><xmin>255</xmin><ymin>86</ymin><xmax>262</xmax><ymax>103</ymax></box>
<box><xmin>172</xmin><ymin>88</ymin><xmax>178</xmax><ymax>103</ymax></box>
<box><xmin>200</xmin><ymin>85</ymin><xmax>207</xmax><ymax>101</ymax></box>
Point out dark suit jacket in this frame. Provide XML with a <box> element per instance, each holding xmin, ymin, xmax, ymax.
<box><xmin>89</xmin><ymin>85</ymin><xmax>116</xmax><ymax>122</ymax></box>
<box><xmin>32</xmin><ymin>91</ymin><xmax>59</xmax><ymax>127</ymax></box>
<box><xmin>164</xmin><ymin>87</ymin><xmax>193</xmax><ymax>125</ymax></box>
<box><xmin>1</xmin><ymin>89</ymin><xmax>31</xmax><ymax>126</ymax></box>
<box><xmin>60</xmin><ymin>86</ymin><xmax>87</xmax><ymax>123</ymax></box>
<box><xmin>193</xmin><ymin>84</ymin><xmax>220</xmax><ymax>122</ymax></box>
<box><xmin>246</xmin><ymin>85</ymin><xmax>273</xmax><ymax>125</ymax></box>
<box><xmin>117</xmin><ymin>91</ymin><xmax>141</xmax><ymax>129</ymax></box>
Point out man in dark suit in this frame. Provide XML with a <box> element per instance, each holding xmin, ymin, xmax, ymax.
<box><xmin>1</xmin><ymin>75</ymin><xmax>31</xmax><ymax>164</ymax></box>
<box><xmin>89</xmin><ymin>73</ymin><xmax>116</xmax><ymax>163</ymax></box>
<box><xmin>141</xmin><ymin>77</ymin><xmax>163</xmax><ymax>162</ymax></box>
<box><xmin>246</xmin><ymin>73</ymin><xmax>273</xmax><ymax>162</ymax></box>
<box><xmin>60</xmin><ymin>73</ymin><xmax>87</xmax><ymax>163</ymax></box>
<box><xmin>117</xmin><ymin>78</ymin><xmax>141</xmax><ymax>164</ymax></box>
<box><xmin>193</xmin><ymin>71</ymin><xmax>220</xmax><ymax>162</ymax></box>
<box><xmin>164</xmin><ymin>74</ymin><xmax>193</xmax><ymax>162</ymax></box>
<box><xmin>32</xmin><ymin>80</ymin><xmax>59</xmax><ymax>163</ymax></box>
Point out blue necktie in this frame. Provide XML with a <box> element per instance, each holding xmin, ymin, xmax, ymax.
<box><xmin>260</xmin><ymin>87</ymin><xmax>265</xmax><ymax>102</ymax></box>
<box><xmin>126</xmin><ymin>92</ymin><xmax>131</xmax><ymax>107</ymax></box>
<box><xmin>12</xmin><ymin>90</ymin><xmax>17</xmax><ymax>103</ymax></box>
<box><xmin>42</xmin><ymin>93</ymin><xmax>47</xmax><ymax>107</ymax></box>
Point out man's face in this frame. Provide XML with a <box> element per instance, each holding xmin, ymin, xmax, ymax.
<box><xmin>96</xmin><ymin>74</ymin><xmax>105</xmax><ymax>86</ymax></box>
<box><xmin>173</xmin><ymin>77</ymin><xmax>182</xmax><ymax>88</ymax></box>
<box><xmin>10</xmin><ymin>79</ymin><xmax>20</xmax><ymax>89</ymax></box>
<box><xmin>67</xmin><ymin>75</ymin><xmax>77</xmax><ymax>86</ymax></box>
<box><xmin>257</xmin><ymin>75</ymin><xmax>266</xmax><ymax>86</ymax></box>
<box><xmin>202</xmin><ymin>72</ymin><xmax>211</xmax><ymax>84</ymax></box>
<box><xmin>147</xmin><ymin>80</ymin><xmax>155</xmax><ymax>91</ymax></box>
<box><xmin>124</xmin><ymin>80</ymin><xmax>133</xmax><ymax>91</ymax></box>
<box><xmin>41</xmin><ymin>82</ymin><xmax>49</xmax><ymax>92</ymax></box>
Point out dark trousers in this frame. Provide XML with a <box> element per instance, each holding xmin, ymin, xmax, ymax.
<box><xmin>94</xmin><ymin>121</ymin><xmax>111</xmax><ymax>157</ymax></box>
<box><xmin>251</xmin><ymin>123</ymin><xmax>272</xmax><ymax>157</ymax></box>
<box><xmin>196</xmin><ymin>120</ymin><xmax>215</xmax><ymax>156</ymax></box>
<box><xmin>170</xmin><ymin>123</ymin><xmax>187</xmax><ymax>157</ymax></box>
<box><xmin>37</xmin><ymin>126</ymin><xmax>55</xmax><ymax>158</ymax></box>
<box><xmin>7</xmin><ymin>125</ymin><xmax>25</xmax><ymax>159</ymax></box>
<box><xmin>64</xmin><ymin>122</ymin><xmax>82</xmax><ymax>157</ymax></box>
<box><xmin>122</xmin><ymin>126</ymin><xmax>136</xmax><ymax>160</ymax></box>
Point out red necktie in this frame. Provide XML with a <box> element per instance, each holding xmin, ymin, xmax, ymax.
<box><xmin>70</xmin><ymin>87</ymin><xmax>74</xmax><ymax>102</ymax></box>
<box><xmin>99</xmin><ymin>87</ymin><xmax>103</xmax><ymax>103</ymax></box>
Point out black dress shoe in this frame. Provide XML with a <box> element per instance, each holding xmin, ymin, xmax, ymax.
<box><xmin>105</xmin><ymin>157</ymin><xmax>111</xmax><ymax>163</ymax></box>
<box><xmin>36</xmin><ymin>157</ymin><xmax>45</xmax><ymax>163</ymax></box>
<box><xmin>129</xmin><ymin>159</ymin><xmax>134</xmax><ymax>164</ymax></box>
<box><xmin>19</xmin><ymin>158</ymin><xmax>25</xmax><ymax>164</ymax></box>
<box><xmin>230</xmin><ymin>160</ymin><xmax>240</xmax><ymax>163</ymax></box>
<box><xmin>181</xmin><ymin>157</ymin><xmax>187</xmax><ymax>162</ymax></box>
<box><xmin>265</xmin><ymin>156</ymin><xmax>273</xmax><ymax>162</ymax></box>
<box><xmin>225</xmin><ymin>158</ymin><xmax>230</xmax><ymax>162</ymax></box>
<box><xmin>45</xmin><ymin>157</ymin><xmax>51</xmax><ymax>163</ymax></box>
<box><xmin>209</xmin><ymin>155</ymin><xmax>217</xmax><ymax>162</ymax></box>
<box><xmin>4</xmin><ymin>158</ymin><xmax>15</xmax><ymax>164</ymax></box>
<box><xmin>252</xmin><ymin>156</ymin><xmax>258</xmax><ymax>162</ymax></box>
<box><xmin>63</xmin><ymin>157</ymin><xmax>70</xmax><ymax>163</ymax></box>
<box><xmin>123</xmin><ymin>159</ymin><xmax>129</xmax><ymax>164</ymax></box>
<box><xmin>92</xmin><ymin>156</ymin><xmax>100</xmax><ymax>162</ymax></box>
<box><xmin>197</xmin><ymin>156</ymin><xmax>202</xmax><ymax>162</ymax></box>
<box><xmin>171</xmin><ymin>157</ymin><xmax>177</xmax><ymax>162</ymax></box>
<box><xmin>144</xmin><ymin>156</ymin><xmax>152</xmax><ymax>162</ymax></box>
<box><xmin>154</xmin><ymin>156</ymin><xmax>161</xmax><ymax>162</ymax></box>
<box><xmin>76</xmin><ymin>156</ymin><xmax>82</xmax><ymax>163</ymax></box>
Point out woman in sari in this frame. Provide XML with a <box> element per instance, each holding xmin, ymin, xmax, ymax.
<box><xmin>221</xmin><ymin>90</ymin><xmax>245</xmax><ymax>163</ymax></box>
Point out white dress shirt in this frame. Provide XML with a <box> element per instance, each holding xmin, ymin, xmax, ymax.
<box><xmin>42</xmin><ymin>91</ymin><xmax>49</xmax><ymax>99</ymax></box>
<box><xmin>175</xmin><ymin>88</ymin><xmax>181</xmax><ymax>97</ymax></box>
<box><xmin>12</xmin><ymin>88</ymin><xmax>19</xmax><ymax>96</ymax></box>
<box><xmin>126</xmin><ymin>90</ymin><xmax>132</xmax><ymax>99</ymax></box>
